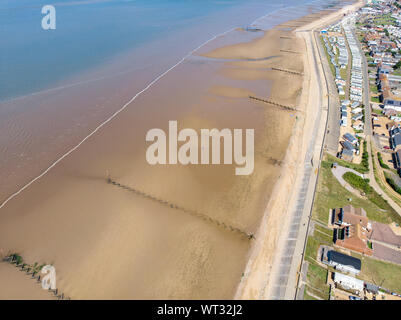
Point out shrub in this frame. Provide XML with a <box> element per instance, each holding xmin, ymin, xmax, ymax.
<box><xmin>377</xmin><ymin>152</ymin><xmax>390</xmax><ymax>169</ymax></box>
<box><xmin>385</xmin><ymin>173</ymin><xmax>401</xmax><ymax>195</ymax></box>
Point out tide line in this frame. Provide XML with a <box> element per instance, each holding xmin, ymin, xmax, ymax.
<box><xmin>0</xmin><ymin>27</ymin><xmax>236</xmax><ymax>210</ymax></box>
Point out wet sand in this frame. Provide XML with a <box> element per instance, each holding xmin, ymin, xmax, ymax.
<box><xmin>0</xmin><ymin>2</ymin><xmax>354</xmax><ymax>299</ymax></box>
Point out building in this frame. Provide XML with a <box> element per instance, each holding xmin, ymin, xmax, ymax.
<box><xmin>342</xmin><ymin>148</ymin><xmax>354</xmax><ymax>162</ymax></box>
<box><xmin>326</xmin><ymin>250</ymin><xmax>362</xmax><ymax>275</ymax></box>
<box><xmin>391</xmin><ymin>133</ymin><xmax>401</xmax><ymax>150</ymax></box>
<box><xmin>343</xmin><ymin>133</ymin><xmax>358</xmax><ymax>145</ymax></box>
<box><xmin>333</xmin><ymin>272</ymin><xmax>364</xmax><ymax>292</ymax></box>
<box><xmin>393</xmin><ymin>149</ymin><xmax>401</xmax><ymax>172</ymax></box>
<box><xmin>342</xmin><ymin>140</ymin><xmax>356</xmax><ymax>152</ymax></box>
<box><xmin>335</xmin><ymin>223</ymin><xmax>373</xmax><ymax>256</ymax></box>
<box><xmin>331</xmin><ymin>205</ymin><xmax>373</xmax><ymax>256</ymax></box>
<box><xmin>331</xmin><ymin>205</ymin><xmax>369</xmax><ymax>229</ymax></box>
<box><xmin>365</xmin><ymin>282</ymin><xmax>379</xmax><ymax>294</ymax></box>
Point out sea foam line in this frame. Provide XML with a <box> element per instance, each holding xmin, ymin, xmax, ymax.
<box><xmin>0</xmin><ymin>27</ymin><xmax>236</xmax><ymax>210</ymax></box>
<box><xmin>0</xmin><ymin>0</ymin><xmax>320</xmax><ymax>210</ymax></box>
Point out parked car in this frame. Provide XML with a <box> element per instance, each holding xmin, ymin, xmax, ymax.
<box><xmin>384</xmin><ymin>146</ymin><xmax>390</xmax><ymax>150</ymax></box>
<box><xmin>349</xmin><ymin>296</ymin><xmax>362</xmax><ymax>300</ymax></box>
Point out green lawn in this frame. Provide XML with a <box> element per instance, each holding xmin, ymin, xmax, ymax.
<box><xmin>370</xmin><ymin>84</ymin><xmax>378</xmax><ymax>94</ymax></box>
<box><xmin>340</xmin><ymin>68</ymin><xmax>347</xmax><ymax>81</ymax></box>
<box><xmin>326</xmin><ymin>153</ymin><xmax>368</xmax><ymax>174</ymax></box>
<box><xmin>342</xmin><ymin>172</ymin><xmax>401</xmax><ymax>224</ymax></box>
<box><xmin>313</xmin><ymin>157</ymin><xmax>400</xmax><ymax>225</ymax></box>
<box><xmin>371</xmin><ymin>96</ymin><xmax>380</xmax><ymax>103</ymax></box>
<box><xmin>393</xmin><ymin>70</ymin><xmax>401</xmax><ymax>77</ymax></box>
<box><xmin>372</xmin><ymin>108</ymin><xmax>383</xmax><ymax>115</ymax></box>
<box><xmin>372</xmin><ymin>13</ymin><xmax>396</xmax><ymax>26</ymax></box>
<box><xmin>303</xmin><ymin>289</ymin><xmax>318</xmax><ymax>300</ymax></box>
<box><xmin>305</xmin><ymin>263</ymin><xmax>330</xmax><ymax>300</ymax></box>
<box><xmin>359</xmin><ymin>257</ymin><xmax>401</xmax><ymax>293</ymax></box>
<box><xmin>320</xmin><ymin>36</ymin><xmax>335</xmax><ymax>77</ymax></box>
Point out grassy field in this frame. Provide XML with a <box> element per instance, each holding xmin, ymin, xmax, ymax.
<box><xmin>326</xmin><ymin>153</ymin><xmax>368</xmax><ymax>174</ymax></box>
<box><xmin>320</xmin><ymin>36</ymin><xmax>335</xmax><ymax>77</ymax></box>
<box><xmin>342</xmin><ymin>171</ymin><xmax>401</xmax><ymax>224</ymax></box>
<box><xmin>371</xmin><ymin>96</ymin><xmax>380</xmax><ymax>103</ymax></box>
<box><xmin>359</xmin><ymin>257</ymin><xmax>401</xmax><ymax>293</ymax></box>
<box><xmin>305</xmin><ymin>263</ymin><xmax>330</xmax><ymax>300</ymax></box>
<box><xmin>372</xmin><ymin>108</ymin><xmax>383</xmax><ymax>115</ymax></box>
<box><xmin>373</xmin><ymin>13</ymin><xmax>396</xmax><ymax>26</ymax></box>
<box><xmin>314</xmin><ymin>157</ymin><xmax>400</xmax><ymax>225</ymax></box>
<box><xmin>370</xmin><ymin>84</ymin><xmax>378</xmax><ymax>94</ymax></box>
<box><xmin>393</xmin><ymin>70</ymin><xmax>401</xmax><ymax>77</ymax></box>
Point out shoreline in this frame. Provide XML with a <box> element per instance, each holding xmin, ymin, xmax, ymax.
<box><xmin>0</xmin><ymin>1</ymin><xmax>331</xmax><ymax>205</ymax></box>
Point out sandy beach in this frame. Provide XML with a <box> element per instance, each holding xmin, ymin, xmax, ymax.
<box><xmin>0</xmin><ymin>1</ymin><xmax>359</xmax><ymax>299</ymax></box>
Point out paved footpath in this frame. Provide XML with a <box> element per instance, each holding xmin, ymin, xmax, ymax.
<box><xmin>331</xmin><ymin>165</ymin><xmax>365</xmax><ymax>195</ymax></box>
<box><xmin>269</xmin><ymin>27</ymin><xmax>329</xmax><ymax>300</ymax></box>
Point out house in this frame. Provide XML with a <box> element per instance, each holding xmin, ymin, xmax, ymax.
<box><xmin>331</xmin><ymin>205</ymin><xmax>369</xmax><ymax>229</ymax></box>
<box><xmin>326</xmin><ymin>250</ymin><xmax>361</xmax><ymax>275</ymax></box>
<box><xmin>343</xmin><ymin>133</ymin><xmax>358</xmax><ymax>145</ymax></box>
<box><xmin>384</xmin><ymin>108</ymin><xmax>398</xmax><ymax>117</ymax></box>
<box><xmin>335</xmin><ymin>223</ymin><xmax>373</xmax><ymax>256</ymax></box>
<box><xmin>365</xmin><ymin>282</ymin><xmax>379</xmax><ymax>294</ymax></box>
<box><xmin>353</xmin><ymin>120</ymin><xmax>364</xmax><ymax>131</ymax></box>
<box><xmin>384</xmin><ymin>98</ymin><xmax>401</xmax><ymax>112</ymax></box>
<box><xmin>342</xmin><ymin>140</ymin><xmax>356</xmax><ymax>152</ymax></box>
<box><xmin>391</xmin><ymin>133</ymin><xmax>401</xmax><ymax>150</ymax></box>
<box><xmin>352</xmin><ymin>107</ymin><xmax>363</xmax><ymax>114</ymax></box>
<box><xmin>393</xmin><ymin>149</ymin><xmax>401</xmax><ymax>171</ymax></box>
<box><xmin>331</xmin><ymin>204</ymin><xmax>373</xmax><ymax>256</ymax></box>
<box><xmin>333</xmin><ymin>272</ymin><xmax>364</xmax><ymax>292</ymax></box>
<box><xmin>341</xmin><ymin>100</ymin><xmax>351</xmax><ymax>106</ymax></box>
<box><xmin>390</xmin><ymin>126</ymin><xmax>401</xmax><ymax>137</ymax></box>
<box><xmin>342</xmin><ymin>148</ymin><xmax>354</xmax><ymax>162</ymax></box>
<box><xmin>351</xmin><ymin>101</ymin><xmax>360</xmax><ymax>108</ymax></box>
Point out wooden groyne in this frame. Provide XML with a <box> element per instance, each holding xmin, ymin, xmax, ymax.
<box><xmin>279</xmin><ymin>24</ymin><xmax>302</xmax><ymax>28</ymax></box>
<box><xmin>2</xmin><ymin>253</ymin><xmax>70</xmax><ymax>300</ymax></box>
<box><xmin>280</xmin><ymin>49</ymin><xmax>302</xmax><ymax>54</ymax></box>
<box><xmin>107</xmin><ymin>178</ymin><xmax>254</xmax><ymax>240</ymax></box>
<box><xmin>249</xmin><ymin>95</ymin><xmax>298</xmax><ymax>112</ymax></box>
<box><xmin>271</xmin><ymin>67</ymin><xmax>303</xmax><ymax>76</ymax></box>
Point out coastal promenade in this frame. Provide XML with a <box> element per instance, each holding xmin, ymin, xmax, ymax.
<box><xmin>266</xmin><ymin>1</ymin><xmax>364</xmax><ymax>300</ymax></box>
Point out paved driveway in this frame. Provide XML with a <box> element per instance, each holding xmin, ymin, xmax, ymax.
<box><xmin>371</xmin><ymin>222</ymin><xmax>401</xmax><ymax>247</ymax></box>
<box><xmin>373</xmin><ymin>243</ymin><xmax>401</xmax><ymax>265</ymax></box>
